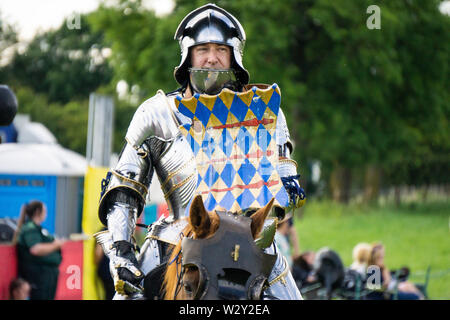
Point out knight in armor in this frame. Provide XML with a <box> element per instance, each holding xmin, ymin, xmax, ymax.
<box><xmin>97</xmin><ymin>3</ymin><xmax>306</xmax><ymax>300</ymax></box>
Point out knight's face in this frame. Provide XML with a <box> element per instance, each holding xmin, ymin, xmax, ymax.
<box><xmin>190</xmin><ymin>43</ymin><xmax>231</xmax><ymax>70</ymax></box>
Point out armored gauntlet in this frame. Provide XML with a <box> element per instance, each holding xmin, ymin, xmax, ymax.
<box><xmin>276</xmin><ymin>109</ymin><xmax>306</xmax><ymax>211</ymax></box>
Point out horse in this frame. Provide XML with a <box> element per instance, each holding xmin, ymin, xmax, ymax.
<box><xmin>162</xmin><ymin>195</ymin><xmax>277</xmax><ymax>300</ymax></box>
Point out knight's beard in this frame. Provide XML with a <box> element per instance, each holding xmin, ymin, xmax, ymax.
<box><xmin>188</xmin><ymin>68</ymin><xmax>239</xmax><ymax>95</ymax></box>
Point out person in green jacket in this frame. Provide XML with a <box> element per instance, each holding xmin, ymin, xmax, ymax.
<box><xmin>15</xmin><ymin>201</ymin><xmax>65</xmax><ymax>300</ymax></box>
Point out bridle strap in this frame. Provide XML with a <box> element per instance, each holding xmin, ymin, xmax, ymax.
<box><xmin>173</xmin><ymin>256</ymin><xmax>184</xmax><ymax>299</ymax></box>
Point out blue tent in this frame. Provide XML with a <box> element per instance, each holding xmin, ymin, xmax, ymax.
<box><xmin>0</xmin><ymin>143</ymin><xmax>86</xmax><ymax>237</ymax></box>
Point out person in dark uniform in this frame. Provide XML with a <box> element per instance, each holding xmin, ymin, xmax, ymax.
<box><xmin>16</xmin><ymin>201</ymin><xmax>65</xmax><ymax>300</ymax></box>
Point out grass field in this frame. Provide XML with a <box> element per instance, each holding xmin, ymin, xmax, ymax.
<box><xmin>293</xmin><ymin>199</ymin><xmax>450</xmax><ymax>299</ymax></box>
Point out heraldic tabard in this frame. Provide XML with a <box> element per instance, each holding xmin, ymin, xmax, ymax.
<box><xmin>175</xmin><ymin>83</ymin><xmax>290</xmax><ymax>215</ymax></box>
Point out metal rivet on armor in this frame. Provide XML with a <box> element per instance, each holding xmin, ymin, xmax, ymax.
<box><xmin>231</xmin><ymin>244</ymin><xmax>240</xmax><ymax>262</ymax></box>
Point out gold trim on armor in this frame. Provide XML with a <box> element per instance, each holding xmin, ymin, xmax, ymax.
<box><xmin>111</xmin><ymin>170</ymin><xmax>149</xmax><ymax>195</ymax></box>
<box><xmin>161</xmin><ymin>156</ymin><xmax>196</xmax><ymax>190</ymax></box>
<box><xmin>93</xmin><ymin>230</ymin><xmax>109</xmax><ymax>238</ymax></box>
<box><xmin>99</xmin><ymin>185</ymin><xmax>147</xmax><ymax>209</ymax></box>
<box><xmin>144</xmin><ymin>234</ymin><xmax>179</xmax><ymax>246</ymax></box>
<box><xmin>163</xmin><ymin>172</ymin><xmax>196</xmax><ymax>199</ymax></box>
<box><xmin>278</xmin><ymin>158</ymin><xmax>298</xmax><ymax>169</ymax></box>
<box><xmin>125</xmin><ymin>137</ymin><xmax>139</xmax><ymax>152</ymax></box>
<box><xmin>115</xmin><ymin>278</ymin><xmax>126</xmax><ymax>296</ymax></box>
<box><xmin>136</xmin><ymin>147</ymin><xmax>148</xmax><ymax>159</ymax></box>
<box><xmin>267</xmin><ymin>257</ymin><xmax>290</xmax><ymax>288</ymax></box>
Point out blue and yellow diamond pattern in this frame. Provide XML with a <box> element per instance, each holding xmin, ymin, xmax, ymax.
<box><xmin>175</xmin><ymin>84</ymin><xmax>289</xmax><ymax>214</ymax></box>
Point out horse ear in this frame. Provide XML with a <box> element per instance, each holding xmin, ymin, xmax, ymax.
<box><xmin>189</xmin><ymin>195</ymin><xmax>211</xmax><ymax>238</ymax></box>
<box><xmin>250</xmin><ymin>198</ymin><xmax>274</xmax><ymax>239</ymax></box>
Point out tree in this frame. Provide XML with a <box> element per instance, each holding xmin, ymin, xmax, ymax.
<box><xmin>88</xmin><ymin>0</ymin><xmax>203</xmax><ymax>97</ymax></box>
<box><xmin>2</xmin><ymin>13</ymin><xmax>113</xmax><ymax>104</ymax></box>
<box><xmin>0</xmin><ymin>12</ymin><xmax>117</xmax><ymax>155</ymax></box>
<box><xmin>0</xmin><ymin>10</ymin><xmax>18</xmax><ymax>68</ymax></box>
<box><xmin>382</xmin><ymin>0</ymin><xmax>450</xmax><ymax>197</ymax></box>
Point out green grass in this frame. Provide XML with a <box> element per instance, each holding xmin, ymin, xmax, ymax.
<box><xmin>293</xmin><ymin>200</ymin><xmax>450</xmax><ymax>299</ymax></box>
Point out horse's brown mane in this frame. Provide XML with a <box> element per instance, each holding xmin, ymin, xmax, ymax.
<box><xmin>162</xmin><ymin>223</ymin><xmax>190</xmax><ymax>300</ymax></box>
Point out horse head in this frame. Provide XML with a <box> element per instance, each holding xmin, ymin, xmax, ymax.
<box><xmin>163</xmin><ymin>195</ymin><xmax>277</xmax><ymax>300</ymax></box>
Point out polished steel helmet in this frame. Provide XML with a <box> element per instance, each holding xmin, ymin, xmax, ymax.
<box><xmin>174</xmin><ymin>3</ymin><xmax>250</xmax><ymax>89</ymax></box>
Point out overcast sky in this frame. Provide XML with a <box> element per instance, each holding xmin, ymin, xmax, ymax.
<box><xmin>0</xmin><ymin>0</ymin><xmax>175</xmax><ymax>41</ymax></box>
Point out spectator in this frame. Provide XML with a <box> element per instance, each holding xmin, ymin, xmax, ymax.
<box><xmin>350</xmin><ymin>242</ymin><xmax>371</xmax><ymax>279</ymax></box>
<box><xmin>292</xmin><ymin>251</ymin><xmax>317</xmax><ymax>289</ymax></box>
<box><xmin>274</xmin><ymin>219</ymin><xmax>293</xmax><ymax>269</ymax></box>
<box><xmin>287</xmin><ymin>216</ymin><xmax>301</xmax><ymax>260</ymax></box>
<box><xmin>15</xmin><ymin>201</ymin><xmax>65</xmax><ymax>300</ymax></box>
<box><xmin>366</xmin><ymin>242</ymin><xmax>424</xmax><ymax>300</ymax></box>
<box><xmin>9</xmin><ymin>278</ymin><xmax>31</xmax><ymax>300</ymax></box>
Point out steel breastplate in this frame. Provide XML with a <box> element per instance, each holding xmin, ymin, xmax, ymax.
<box><xmin>149</xmin><ymin>134</ymin><xmax>198</xmax><ymax>220</ymax></box>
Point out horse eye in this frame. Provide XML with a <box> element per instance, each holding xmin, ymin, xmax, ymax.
<box><xmin>184</xmin><ymin>283</ymin><xmax>193</xmax><ymax>295</ymax></box>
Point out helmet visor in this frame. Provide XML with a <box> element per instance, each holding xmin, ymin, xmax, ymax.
<box><xmin>189</xmin><ymin>68</ymin><xmax>238</xmax><ymax>95</ymax></box>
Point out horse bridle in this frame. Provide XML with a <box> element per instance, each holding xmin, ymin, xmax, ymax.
<box><xmin>171</xmin><ymin>245</ymin><xmax>209</xmax><ymax>300</ymax></box>
<box><xmin>176</xmin><ymin>211</ymin><xmax>277</xmax><ymax>300</ymax></box>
